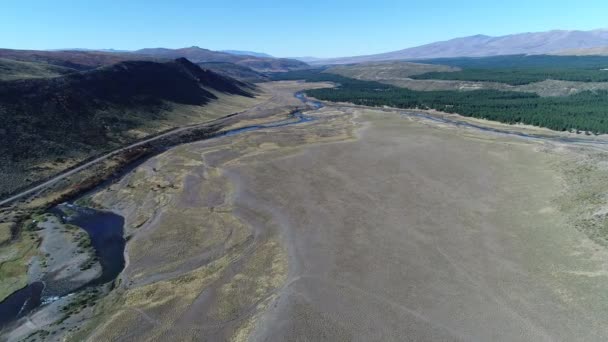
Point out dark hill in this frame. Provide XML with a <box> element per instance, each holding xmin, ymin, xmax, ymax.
<box><xmin>0</xmin><ymin>58</ymin><xmax>253</xmax><ymax>168</ymax></box>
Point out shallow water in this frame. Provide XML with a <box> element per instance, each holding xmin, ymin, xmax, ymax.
<box><xmin>0</xmin><ymin>282</ymin><xmax>44</xmax><ymax>328</ymax></box>
<box><xmin>0</xmin><ymin>204</ymin><xmax>125</xmax><ymax>329</ymax></box>
<box><xmin>220</xmin><ymin>92</ymin><xmax>320</xmax><ymax>137</ymax></box>
<box><xmin>56</xmin><ymin>204</ymin><xmax>126</xmax><ymax>287</ymax></box>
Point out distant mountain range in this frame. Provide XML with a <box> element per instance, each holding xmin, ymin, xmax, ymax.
<box><xmin>311</xmin><ymin>29</ymin><xmax>608</xmax><ymax>64</ymax></box>
<box><xmin>0</xmin><ymin>47</ymin><xmax>308</xmax><ymax>73</ymax></box>
<box><xmin>133</xmin><ymin>47</ymin><xmax>306</xmax><ymax>72</ymax></box>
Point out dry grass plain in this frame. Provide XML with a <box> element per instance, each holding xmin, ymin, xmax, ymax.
<box><xmin>19</xmin><ymin>82</ymin><xmax>608</xmax><ymax>341</ymax></box>
<box><xmin>237</xmin><ymin>107</ymin><xmax>608</xmax><ymax>341</ymax></box>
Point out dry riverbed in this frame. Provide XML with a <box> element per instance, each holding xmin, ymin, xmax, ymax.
<box><xmin>5</xmin><ymin>81</ymin><xmax>608</xmax><ymax>341</ymax></box>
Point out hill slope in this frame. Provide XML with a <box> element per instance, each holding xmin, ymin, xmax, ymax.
<box><xmin>315</xmin><ymin>29</ymin><xmax>608</xmax><ymax>64</ymax></box>
<box><xmin>0</xmin><ymin>58</ymin><xmax>254</xmax><ymax>195</ymax></box>
<box><xmin>0</xmin><ymin>58</ymin><xmax>77</xmax><ymax>81</ymax></box>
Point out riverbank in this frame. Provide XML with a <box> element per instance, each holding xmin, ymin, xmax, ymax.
<box><xmin>0</xmin><ymin>81</ymin><xmax>334</xmax><ymax>340</ymax></box>
<box><xmin>0</xmin><ymin>82</ymin><xmax>328</xmax><ymax>307</ymax></box>
<box><xmin>0</xmin><ymin>204</ymin><xmax>125</xmax><ymax>333</ymax></box>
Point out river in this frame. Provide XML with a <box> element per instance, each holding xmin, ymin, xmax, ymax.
<box><xmin>0</xmin><ymin>91</ymin><xmax>324</xmax><ymax>329</ymax></box>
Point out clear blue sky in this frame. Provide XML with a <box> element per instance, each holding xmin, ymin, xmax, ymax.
<box><xmin>2</xmin><ymin>0</ymin><xmax>607</xmax><ymax>58</ymax></box>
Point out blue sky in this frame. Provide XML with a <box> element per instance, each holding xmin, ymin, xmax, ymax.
<box><xmin>2</xmin><ymin>0</ymin><xmax>607</xmax><ymax>58</ymax></box>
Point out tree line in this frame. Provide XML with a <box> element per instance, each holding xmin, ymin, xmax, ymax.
<box><xmin>412</xmin><ymin>55</ymin><xmax>608</xmax><ymax>85</ymax></box>
<box><xmin>272</xmin><ymin>70</ymin><xmax>608</xmax><ymax>134</ymax></box>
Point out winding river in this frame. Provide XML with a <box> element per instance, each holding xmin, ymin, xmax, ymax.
<box><xmin>0</xmin><ymin>91</ymin><xmax>323</xmax><ymax>329</ymax></box>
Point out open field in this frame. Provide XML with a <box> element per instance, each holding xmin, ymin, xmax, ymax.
<box><xmin>232</xmin><ymin>106</ymin><xmax>608</xmax><ymax>341</ymax></box>
<box><xmin>5</xmin><ymin>82</ymin><xmax>605</xmax><ymax>340</ymax></box>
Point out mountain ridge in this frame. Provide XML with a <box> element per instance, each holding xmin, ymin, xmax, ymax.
<box><xmin>133</xmin><ymin>46</ymin><xmax>307</xmax><ymax>72</ymax></box>
<box><xmin>312</xmin><ymin>28</ymin><xmax>608</xmax><ymax>64</ymax></box>
<box><xmin>0</xmin><ymin>47</ymin><xmax>308</xmax><ymax>73</ymax></box>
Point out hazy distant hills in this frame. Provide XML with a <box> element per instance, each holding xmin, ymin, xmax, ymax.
<box><xmin>0</xmin><ymin>47</ymin><xmax>308</xmax><ymax>77</ymax></box>
<box><xmin>221</xmin><ymin>50</ymin><xmax>273</xmax><ymax>58</ymax></box>
<box><xmin>313</xmin><ymin>29</ymin><xmax>608</xmax><ymax>64</ymax></box>
<box><xmin>134</xmin><ymin>46</ymin><xmax>307</xmax><ymax>72</ymax></box>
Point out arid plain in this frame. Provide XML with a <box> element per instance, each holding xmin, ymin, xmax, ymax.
<box><xmin>25</xmin><ymin>81</ymin><xmax>608</xmax><ymax>341</ymax></box>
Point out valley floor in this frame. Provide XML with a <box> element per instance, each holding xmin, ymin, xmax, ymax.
<box><xmin>6</xmin><ymin>82</ymin><xmax>608</xmax><ymax>341</ymax></box>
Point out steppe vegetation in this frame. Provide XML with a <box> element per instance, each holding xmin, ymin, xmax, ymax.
<box><xmin>71</xmin><ymin>96</ymin><xmax>608</xmax><ymax>340</ymax></box>
<box><xmin>0</xmin><ymin>58</ymin><xmax>75</xmax><ymax>81</ymax></box>
<box><xmin>0</xmin><ymin>219</ymin><xmax>40</xmax><ymax>301</ymax></box>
